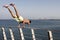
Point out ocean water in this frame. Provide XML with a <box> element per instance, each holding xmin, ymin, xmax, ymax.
<box><xmin>0</xmin><ymin>19</ymin><xmax>60</xmax><ymax>40</ymax></box>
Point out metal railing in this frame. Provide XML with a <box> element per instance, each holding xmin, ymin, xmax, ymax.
<box><xmin>0</xmin><ymin>27</ymin><xmax>60</xmax><ymax>40</ymax></box>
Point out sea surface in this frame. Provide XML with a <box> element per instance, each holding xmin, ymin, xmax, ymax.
<box><xmin>0</xmin><ymin>19</ymin><xmax>60</xmax><ymax>40</ymax></box>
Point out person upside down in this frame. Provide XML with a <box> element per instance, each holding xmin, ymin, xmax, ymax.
<box><xmin>3</xmin><ymin>3</ymin><xmax>31</xmax><ymax>27</ymax></box>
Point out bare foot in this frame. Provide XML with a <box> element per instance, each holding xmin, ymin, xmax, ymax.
<box><xmin>3</xmin><ymin>5</ymin><xmax>9</xmax><ymax>8</ymax></box>
<box><xmin>10</xmin><ymin>3</ymin><xmax>15</xmax><ymax>6</ymax></box>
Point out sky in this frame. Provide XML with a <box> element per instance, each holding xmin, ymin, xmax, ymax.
<box><xmin>0</xmin><ymin>0</ymin><xmax>60</xmax><ymax>19</ymax></box>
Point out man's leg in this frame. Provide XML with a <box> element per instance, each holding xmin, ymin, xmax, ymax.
<box><xmin>3</xmin><ymin>5</ymin><xmax>15</xmax><ymax>18</ymax></box>
<box><xmin>10</xmin><ymin>3</ymin><xmax>19</xmax><ymax>18</ymax></box>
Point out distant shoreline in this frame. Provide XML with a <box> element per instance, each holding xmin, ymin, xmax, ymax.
<box><xmin>0</xmin><ymin>19</ymin><xmax>60</xmax><ymax>21</ymax></box>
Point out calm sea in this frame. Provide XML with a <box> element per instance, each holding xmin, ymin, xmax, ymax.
<box><xmin>0</xmin><ymin>19</ymin><xmax>60</xmax><ymax>40</ymax></box>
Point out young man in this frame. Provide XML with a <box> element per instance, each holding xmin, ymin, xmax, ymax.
<box><xmin>3</xmin><ymin>3</ymin><xmax>31</xmax><ymax>27</ymax></box>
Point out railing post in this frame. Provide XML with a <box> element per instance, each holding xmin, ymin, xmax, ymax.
<box><xmin>19</xmin><ymin>28</ymin><xmax>25</xmax><ymax>40</ymax></box>
<box><xmin>9</xmin><ymin>28</ymin><xmax>15</xmax><ymax>40</ymax></box>
<box><xmin>2</xmin><ymin>27</ymin><xmax>7</xmax><ymax>40</ymax></box>
<box><xmin>48</xmin><ymin>30</ymin><xmax>53</xmax><ymax>40</ymax></box>
<box><xmin>31</xmin><ymin>29</ymin><xmax>36</xmax><ymax>40</ymax></box>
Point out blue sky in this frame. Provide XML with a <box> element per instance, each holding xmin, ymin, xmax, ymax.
<box><xmin>0</xmin><ymin>0</ymin><xmax>60</xmax><ymax>19</ymax></box>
